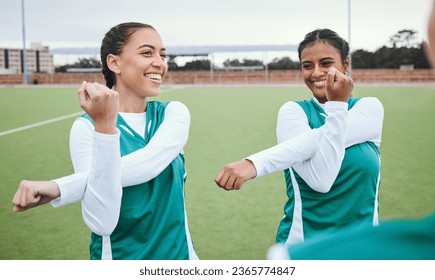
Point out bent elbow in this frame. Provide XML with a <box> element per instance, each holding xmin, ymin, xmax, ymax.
<box><xmin>303</xmin><ymin>167</ymin><xmax>337</xmax><ymax>193</ymax></box>
<box><xmin>83</xmin><ymin>211</ymin><xmax>120</xmax><ymax>236</ymax></box>
<box><xmin>90</xmin><ymin>223</ymin><xmax>117</xmax><ymax>237</ymax></box>
<box><xmin>310</xmin><ymin>180</ymin><xmax>334</xmax><ymax>193</ymax></box>
<box><xmin>81</xmin><ymin>198</ymin><xmax>121</xmax><ymax>236</ymax></box>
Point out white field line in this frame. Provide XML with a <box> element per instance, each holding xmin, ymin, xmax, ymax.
<box><xmin>0</xmin><ymin>112</ymin><xmax>84</xmax><ymax>137</ymax></box>
<box><xmin>0</xmin><ymin>86</ymin><xmax>184</xmax><ymax>137</ymax></box>
<box><xmin>161</xmin><ymin>85</ymin><xmax>185</xmax><ymax>93</ymax></box>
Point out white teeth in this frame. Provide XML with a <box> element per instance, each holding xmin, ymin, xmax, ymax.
<box><xmin>313</xmin><ymin>80</ymin><xmax>326</xmax><ymax>87</ymax></box>
<box><xmin>145</xmin><ymin>73</ymin><xmax>161</xmax><ymax>81</ymax></box>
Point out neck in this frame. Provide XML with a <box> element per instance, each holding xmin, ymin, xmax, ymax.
<box><xmin>314</xmin><ymin>96</ymin><xmax>327</xmax><ymax>104</ymax></box>
<box><xmin>118</xmin><ymin>92</ymin><xmax>147</xmax><ymax>113</ymax></box>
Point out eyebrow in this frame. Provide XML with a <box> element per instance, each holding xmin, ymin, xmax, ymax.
<box><xmin>320</xmin><ymin>57</ymin><xmax>335</xmax><ymax>61</ymax></box>
<box><xmin>301</xmin><ymin>57</ymin><xmax>335</xmax><ymax>64</ymax></box>
<box><xmin>137</xmin><ymin>44</ymin><xmax>166</xmax><ymax>52</ymax></box>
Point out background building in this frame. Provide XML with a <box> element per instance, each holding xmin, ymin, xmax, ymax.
<box><xmin>0</xmin><ymin>43</ymin><xmax>54</xmax><ymax>74</ymax></box>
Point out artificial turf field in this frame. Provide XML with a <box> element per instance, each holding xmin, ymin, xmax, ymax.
<box><xmin>1</xmin><ymin>85</ymin><xmax>434</xmax><ymax>260</ymax></box>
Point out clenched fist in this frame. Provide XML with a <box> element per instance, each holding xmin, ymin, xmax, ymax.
<box><xmin>214</xmin><ymin>159</ymin><xmax>257</xmax><ymax>191</ymax></box>
<box><xmin>325</xmin><ymin>67</ymin><xmax>353</xmax><ymax>102</ymax></box>
<box><xmin>78</xmin><ymin>81</ymin><xmax>119</xmax><ymax>134</ymax></box>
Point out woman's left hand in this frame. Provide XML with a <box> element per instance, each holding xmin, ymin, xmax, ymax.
<box><xmin>77</xmin><ymin>81</ymin><xmax>119</xmax><ymax>134</ymax></box>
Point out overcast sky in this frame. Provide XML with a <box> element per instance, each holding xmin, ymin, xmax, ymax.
<box><xmin>0</xmin><ymin>0</ymin><xmax>432</xmax><ymax>64</ymax></box>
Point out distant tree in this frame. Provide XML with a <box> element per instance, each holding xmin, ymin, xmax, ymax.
<box><xmin>55</xmin><ymin>57</ymin><xmax>101</xmax><ymax>72</ymax></box>
<box><xmin>389</xmin><ymin>29</ymin><xmax>419</xmax><ymax>48</ymax></box>
<box><xmin>373</xmin><ymin>45</ymin><xmax>429</xmax><ymax>69</ymax></box>
<box><xmin>75</xmin><ymin>57</ymin><xmax>101</xmax><ymax>68</ymax></box>
<box><xmin>268</xmin><ymin>57</ymin><xmax>300</xmax><ymax>70</ymax></box>
<box><xmin>410</xmin><ymin>43</ymin><xmax>430</xmax><ymax>68</ymax></box>
<box><xmin>351</xmin><ymin>49</ymin><xmax>376</xmax><ymax>68</ymax></box>
<box><xmin>167</xmin><ymin>56</ymin><xmax>180</xmax><ymax>71</ymax></box>
<box><xmin>351</xmin><ymin>29</ymin><xmax>429</xmax><ymax>69</ymax></box>
<box><xmin>55</xmin><ymin>65</ymin><xmax>67</xmax><ymax>72</ymax></box>
<box><xmin>182</xmin><ymin>59</ymin><xmax>210</xmax><ymax>70</ymax></box>
<box><xmin>374</xmin><ymin>46</ymin><xmax>400</xmax><ymax>68</ymax></box>
<box><xmin>223</xmin><ymin>59</ymin><xmax>242</xmax><ymax>67</ymax></box>
<box><xmin>223</xmin><ymin>58</ymin><xmax>263</xmax><ymax>67</ymax></box>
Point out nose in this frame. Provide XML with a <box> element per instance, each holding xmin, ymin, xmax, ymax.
<box><xmin>152</xmin><ymin>54</ymin><xmax>166</xmax><ymax>68</ymax></box>
<box><xmin>312</xmin><ymin>65</ymin><xmax>325</xmax><ymax>77</ymax></box>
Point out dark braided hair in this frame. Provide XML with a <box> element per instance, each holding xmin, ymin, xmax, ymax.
<box><xmin>298</xmin><ymin>29</ymin><xmax>349</xmax><ymax>64</ymax></box>
<box><xmin>100</xmin><ymin>22</ymin><xmax>155</xmax><ymax>88</ymax></box>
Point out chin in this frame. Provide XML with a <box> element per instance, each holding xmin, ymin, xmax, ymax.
<box><xmin>143</xmin><ymin>83</ymin><xmax>161</xmax><ymax>97</ymax></box>
<box><xmin>145</xmin><ymin>91</ymin><xmax>160</xmax><ymax>98</ymax></box>
<box><xmin>312</xmin><ymin>91</ymin><xmax>327</xmax><ymax>103</ymax></box>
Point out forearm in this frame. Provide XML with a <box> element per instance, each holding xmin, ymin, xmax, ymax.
<box><xmin>51</xmin><ymin>102</ymin><xmax>190</xmax><ymax>206</ymax></box>
<box><xmin>247</xmin><ymin>129</ymin><xmax>322</xmax><ymax>177</ymax></box>
<box><xmin>51</xmin><ymin>173</ymin><xmax>88</xmax><ymax>207</ymax></box>
<box><xmin>248</xmin><ymin>101</ymin><xmax>348</xmax><ymax>181</ymax></box>
<box><xmin>120</xmin><ymin>103</ymin><xmax>189</xmax><ymax>186</ymax></box>
<box><xmin>51</xmin><ymin>135</ymin><xmax>186</xmax><ymax>206</ymax></box>
<box><xmin>292</xmin><ymin>101</ymin><xmax>348</xmax><ymax>192</ymax></box>
<box><xmin>292</xmin><ymin>98</ymin><xmax>383</xmax><ymax>192</ymax></box>
<box><xmin>81</xmin><ymin>131</ymin><xmax>121</xmax><ymax>236</ymax></box>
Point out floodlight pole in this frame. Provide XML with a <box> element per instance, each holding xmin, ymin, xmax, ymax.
<box><xmin>21</xmin><ymin>0</ymin><xmax>29</xmax><ymax>85</ymax></box>
<box><xmin>210</xmin><ymin>53</ymin><xmax>214</xmax><ymax>83</ymax></box>
<box><xmin>263</xmin><ymin>51</ymin><xmax>268</xmax><ymax>82</ymax></box>
<box><xmin>348</xmin><ymin>0</ymin><xmax>352</xmax><ymax>77</ymax></box>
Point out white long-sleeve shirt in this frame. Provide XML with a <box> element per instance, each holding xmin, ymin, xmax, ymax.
<box><xmin>51</xmin><ymin>101</ymin><xmax>190</xmax><ymax>235</ymax></box>
<box><xmin>247</xmin><ymin>97</ymin><xmax>383</xmax><ymax>193</ymax></box>
<box><xmin>80</xmin><ymin>131</ymin><xmax>121</xmax><ymax>236</ymax></box>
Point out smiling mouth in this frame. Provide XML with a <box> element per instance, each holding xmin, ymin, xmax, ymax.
<box><xmin>313</xmin><ymin>80</ymin><xmax>326</xmax><ymax>87</ymax></box>
<box><xmin>144</xmin><ymin>73</ymin><xmax>162</xmax><ymax>82</ymax></box>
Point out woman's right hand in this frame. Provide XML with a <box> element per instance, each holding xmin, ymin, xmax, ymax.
<box><xmin>214</xmin><ymin>159</ymin><xmax>257</xmax><ymax>191</ymax></box>
<box><xmin>12</xmin><ymin>180</ymin><xmax>60</xmax><ymax>212</ymax></box>
<box><xmin>325</xmin><ymin>67</ymin><xmax>353</xmax><ymax>102</ymax></box>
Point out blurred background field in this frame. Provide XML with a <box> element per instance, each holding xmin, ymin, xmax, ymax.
<box><xmin>1</xmin><ymin>85</ymin><xmax>434</xmax><ymax>260</ymax></box>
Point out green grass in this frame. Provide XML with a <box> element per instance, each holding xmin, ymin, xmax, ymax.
<box><xmin>1</xmin><ymin>85</ymin><xmax>434</xmax><ymax>260</ymax></box>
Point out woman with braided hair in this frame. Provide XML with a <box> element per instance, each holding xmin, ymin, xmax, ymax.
<box><xmin>215</xmin><ymin>28</ymin><xmax>384</xmax><ymax>246</ymax></box>
<box><xmin>12</xmin><ymin>22</ymin><xmax>198</xmax><ymax>260</ymax></box>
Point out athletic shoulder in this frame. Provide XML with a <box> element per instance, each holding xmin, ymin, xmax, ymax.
<box><xmin>278</xmin><ymin>101</ymin><xmax>307</xmax><ymax>121</ymax></box>
<box><xmin>71</xmin><ymin>116</ymin><xmax>94</xmax><ymax>132</ymax></box>
<box><xmin>355</xmin><ymin>97</ymin><xmax>384</xmax><ymax>115</ymax></box>
<box><xmin>167</xmin><ymin>101</ymin><xmax>190</xmax><ymax>115</ymax></box>
<box><xmin>278</xmin><ymin>100</ymin><xmax>305</xmax><ymax>114</ymax></box>
<box><xmin>165</xmin><ymin>101</ymin><xmax>190</xmax><ymax>124</ymax></box>
<box><xmin>167</xmin><ymin>100</ymin><xmax>188</xmax><ymax>110</ymax></box>
<box><xmin>358</xmin><ymin>97</ymin><xmax>383</xmax><ymax>108</ymax></box>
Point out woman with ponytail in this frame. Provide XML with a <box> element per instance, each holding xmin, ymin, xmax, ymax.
<box><xmin>12</xmin><ymin>22</ymin><xmax>198</xmax><ymax>260</ymax></box>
